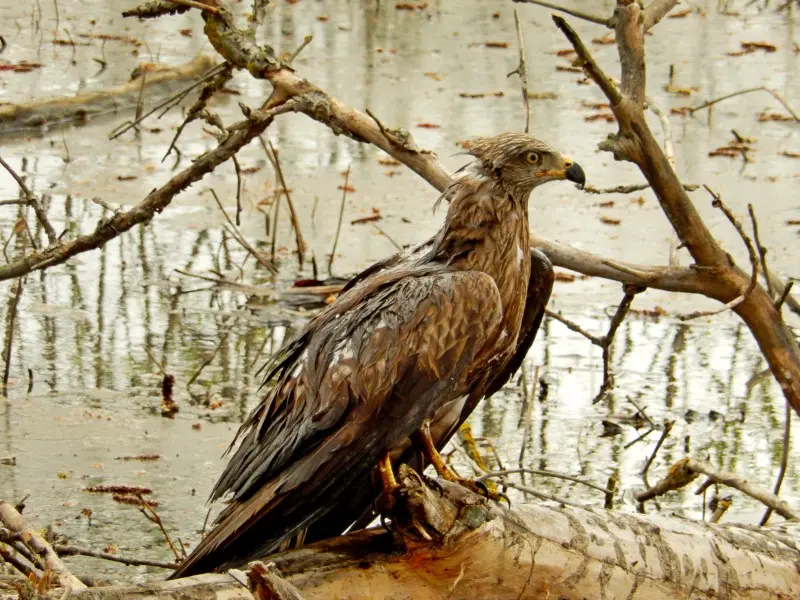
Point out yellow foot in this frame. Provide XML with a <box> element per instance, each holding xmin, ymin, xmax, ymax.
<box><xmin>415</xmin><ymin>420</ymin><xmax>509</xmax><ymax>505</ymax></box>
<box><xmin>378</xmin><ymin>452</ymin><xmax>400</xmax><ymax>511</ymax></box>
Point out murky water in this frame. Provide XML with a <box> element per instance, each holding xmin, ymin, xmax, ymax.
<box><xmin>1</xmin><ymin>0</ymin><xmax>799</xmax><ymax>581</ymax></box>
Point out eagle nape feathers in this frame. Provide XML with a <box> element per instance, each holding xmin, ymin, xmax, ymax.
<box><xmin>170</xmin><ymin>132</ymin><xmax>585</xmax><ymax>579</ymax></box>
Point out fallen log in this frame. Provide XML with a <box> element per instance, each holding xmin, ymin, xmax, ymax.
<box><xmin>0</xmin><ymin>55</ymin><xmax>216</xmax><ymax>138</ymax></box>
<box><xmin>6</xmin><ymin>467</ymin><xmax>796</xmax><ymax>600</ymax></box>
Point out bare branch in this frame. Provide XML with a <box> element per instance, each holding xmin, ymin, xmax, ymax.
<box><xmin>508</xmin><ymin>9</ymin><xmax>530</xmax><ymax>133</ymax></box>
<box><xmin>513</xmin><ymin>0</ymin><xmax>612</xmax><ymax>27</ymax></box>
<box><xmin>0</xmin><ymin>501</ymin><xmax>86</xmax><ymax>590</ymax></box>
<box><xmin>0</xmin><ymin>100</ymin><xmax>296</xmax><ymax>281</ymax></box>
<box><xmin>689</xmin><ymin>86</ymin><xmax>800</xmax><ymax>123</ymax></box>
<box><xmin>759</xmin><ymin>403</ymin><xmax>792</xmax><ymax>526</ymax></box>
<box><xmin>642</xmin><ymin>0</ymin><xmax>680</xmax><ymax>31</ymax></box>
<box><xmin>551</xmin><ymin>16</ymin><xmax>621</xmax><ymax>105</ymax></box>
<box><xmin>679</xmin><ymin>187</ymin><xmax>759</xmax><ymax>321</ymax></box>
<box><xmin>687</xmin><ymin>459</ymin><xmax>800</xmax><ymax>521</ymax></box>
<box><xmin>0</xmin><ymin>155</ymin><xmax>57</xmax><ymax>245</ymax></box>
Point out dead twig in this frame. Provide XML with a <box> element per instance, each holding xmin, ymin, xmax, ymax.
<box><xmin>208</xmin><ymin>188</ymin><xmax>277</xmax><ymax>273</ymax></box>
<box><xmin>507</xmin><ymin>9</ymin><xmax>530</xmax><ymax>133</ymax></box>
<box><xmin>53</xmin><ymin>545</ymin><xmax>178</xmax><ymax>569</ymax></box>
<box><xmin>2</xmin><ymin>278</ymin><xmax>24</xmax><ymax>394</ymax></box>
<box><xmin>476</xmin><ymin>468</ymin><xmax>612</xmax><ymax>495</ymax></box>
<box><xmin>641</xmin><ymin>420</ymin><xmax>675</xmax><ymax>485</ymax></box>
<box><xmin>328</xmin><ymin>165</ymin><xmax>350</xmax><ymax>277</ymax></box>
<box><xmin>512</xmin><ymin>0</ymin><xmax>612</xmax><ymax>27</ymax></box>
<box><xmin>261</xmin><ymin>138</ymin><xmax>306</xmax><ymax>269</ymax></box>
<box><xmin>747</xmin><ymin>204</ymin><xmax>774</xmax><ymax>299</ymax></box>
<box><xmin>135</xmin><ymin>494</ymin><xmax>183</xmax><ymax>561</ymax></box>
<box><xmin>689</xmin><ymin>86</ymin><xmax>800</xmax><ymax>123</ymax></box>
<box><xmin>688</xmin><ymin>459</ymin><xmax>800</xmax><ymax>521</ymax></box>
<box><xmin>679</xmin><ymin>187</ymin><xmax>759</xmax><ymax>321</ymax></box>
<box><xmin>759</xmin><ymin>403</ymin><xmax>792</xmax><ymax>525</ymax></box>
<box><xmin>0</xmin><ymin>502</ymin><xmax>86</xmax><ymax>590</ymax></box>
<box><xmin>0</xmin><ymin>155</ymin><xmax>57</xmax><ymax>245</ymax></box>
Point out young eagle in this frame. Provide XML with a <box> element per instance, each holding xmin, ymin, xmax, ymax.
<box><xmin>171</xmin><ymin>133</ymin><xmax>585</xmax><ymax>578</ymax></box>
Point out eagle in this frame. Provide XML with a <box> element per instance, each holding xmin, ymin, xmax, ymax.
<box><xmin>171</xmin><ymin>133</ymin><xmax>585</xmax><ymax>578</ymax></box>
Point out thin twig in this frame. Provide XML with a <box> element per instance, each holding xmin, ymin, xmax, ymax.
<box><xmin>109</xmin><ymin>63</ymin><xmax>228</xmax><ymax>139</ymax></box>
<box><xmin>0</xmin><ymin>155</ymin><xmax>57</xmax><ymax>245</ymax></box>
<box><xmin>53</xmin><ymin>545</ymin><xmax>178</xmax><ymax>569</ymax></box>
<box><xmin>759</xmin><ymin>402</ymin><xmax>792</xmax><ymax>525</ymax></box>
<box><xmin>135</xmin><ymin>494</ymin><xmax>182</xmax><ymax>561</ymax></box>
<box><xmin>679</xmin><ymin>187</ymin><xmax>759</xmax><ymax>321</ymax></box>
<box><xmin>328</xmin><ymin>165</ymin><xmax>350</xmax><ymax>276</ymax></box>
<box><xmin>689</xmin><ymin>86</ymin><xmax>800</xmax><ymax>122</ymax></box>
<box><xmin>583</xmin><ymin>182</ymin><xmax>699</xmax><ymax>194</ymax></box>
<box><xmin>545</xmin><ymin>309</ymin><xmax>602</xmax><ymax>345</ymax></box>
<box><xmin>508</xmin><ymin>9</ymin><xmax>530</xmax><ymax>133</ymax></box>
<box><xmin>2</xmin><ymin>278</ymin><xmax>23</xmax><ymax>394</ymax></box>
<box><xmin>687</xmin><ymin>458</ymin><xmax>800</xmax><ymax>521</ymax></box>
<box><xmin>775</xmin><ymin>281</ymin><xmax>794</xmax><ymax>313</ymax></box>
<box><xmin>641</xmin><ymin>420</ymin><xmax>674</xmax><ymax>484</ymax></box>
<box><xmin>551</xmin><ymin>15</ymin><xmax>621</xmax><ymax>105</ymax></box>
<box><xmin>477</xmin><ymin>468</ymin><xmax>611</xmax><ymax>494</ymax></box>
<box><xmin>232</xmin><ymin>155</ymin><xmax>243</xmax><ymax>226</ymax></box>
<box><xmin>371</xmin><ymin>224</ymin><xmax>402</xmax><ymax>251</ymax></box>
<box><xmin>263</xmin><ymin>139</ymin><xmax>306</xmax><ymax>269</ymax></box>
<box><xmin>627</xmin><ymin>396</ymin><xmax>655</xmax><ymax>429</ymax></box>
<box><xmin>747</xmin><ymin>204</ymin><xmax>773</xmax><ymax>299</ymax></box>
<box><xmin>513</xmin><ymin>0</ymin><xmax>611</xmax><ymax>27</ymax></box>
<box><xmin>208</xmin><ymin>189</ymin><xmax>277</xmax><ymax>273</ymax></box>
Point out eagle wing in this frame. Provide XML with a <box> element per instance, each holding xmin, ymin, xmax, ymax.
<box><xmin>171</xmin><ymin>269</ymin><xmax>504</xmax><ymax>578</ymax></box>
<box><xmin>301</xmin><ymin>248</ymin><xmax>555</xmax><ymax>542</ymax></box>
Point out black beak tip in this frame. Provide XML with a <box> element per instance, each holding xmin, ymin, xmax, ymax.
<box><xmin>565</xmin><ymin>162</ymin><xmax>586</xmax><ymax>189</ymax></box>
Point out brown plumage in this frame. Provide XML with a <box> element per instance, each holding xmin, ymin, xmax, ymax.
<box><xmin>170</xmin><ymin>133</ymin><xmax>585</xmax><ymax>578</ymax></box>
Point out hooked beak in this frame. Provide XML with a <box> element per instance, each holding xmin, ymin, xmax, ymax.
<box><xmin>565</xmin><ymin>161</ymin><xmax>586</xmax><ymax>189</ymax></box>
<box><xmin>536</xmin><ymin>157</ymin><xmax>586</xmax><ymax>189</ymax></box>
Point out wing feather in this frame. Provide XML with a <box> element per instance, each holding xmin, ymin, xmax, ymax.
<box><xmin>171</xmin><ymin>269</ymin><xmax>503</xmax><ymax>578</ymax></box>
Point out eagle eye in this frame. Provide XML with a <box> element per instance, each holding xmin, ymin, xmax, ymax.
<box><xmin>525</xmin><ymin>151</ymin><xmax>541</xmax><ymax>165</ymax></box>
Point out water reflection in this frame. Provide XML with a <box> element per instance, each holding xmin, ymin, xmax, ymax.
<box><xmin>0</xmin><ymin>0</ymin><xmax>798</xmax><ymax>579</ymax></box>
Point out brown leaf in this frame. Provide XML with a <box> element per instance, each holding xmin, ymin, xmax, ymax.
<box><xmin>759</xmin><ymin>111</ymin><xmax>794</xmax><ymax>122</ymax></box>
<box><xmin>338</xmin><ymin>184</ymin><xmax>356</xmax><ymax>192</ymax></box>
<box><xmin>317</xmin><ymin>15</ymin><xmax>329</xmax><ymax>21</ymax></box>
<box><xmin>83</xmin><ymin>485</ymin><xmax>152</xmax><ymax>495</ymax></box>
<box><xmin>668</xmin><ymin>8</ymin><xmax>692</xmax><ymax>18</ymax></box>
<box><xmin>741</xmin><ymin>41</ymin><xmax>777</xmax><ymax>53</ymax></box>
<box><xmin>459</xmin><ymin>90</ymin><xmax>504</xmax><ymax>99</ymax></box>
<box><xmin>581</xmin><ymin>101</ymin><xmax>610</xmax><ymax>110</ymax></box>
<box><xmin>554</xmin><ymin>271</ymin><xmax>576</xmax><ymax>283</ymax></box>
<box><xmin>556</xmin><ymin>65</ymin><xmax>582</xmax><ymax>73</ymax></box>
<box><xmin>595</xmin><ymin>200</ymin><xmax>614</xmax><ymax>208</ymax></box>
<box><xmin>378</xmin><ymin>157</ymin><xmax>401</xmax><ymax>166</ymax></box>
<box><xmin>116</xmin><ymin>175</ymin><xmax>137</xmax><ymax>181</ymax></box>
<box><xmin>781</xmin><ymin>150</ymin><xmax>800</xmax><ymax>158</ymax></box>
<box><xmin>0</xmin><ymin>61</ymin><xmax>43</xmax><ymax>73</ymax></box>
<box><xmin>600</xmin><ymin>216</ymin><xmax>621</xmax><ymax>225</ymax></box>
<box><xmin>584</xmin><ymin>113</ymin><xmax>615</xmax><ymax>123</ymax></box>
<box><xmin>786</xmin><ymin>219</ymin><xmax>800</xmax><ymax>225</ymax></box>
<box><xmin>553</xmin><ymin>48</ymin><xmax>576</xmax><ymax>57</ymax></box>
<box><xmin>395</xmin><ymin>2</ymin><xmax>427</xmax><ymax>9</ymax></box>
<box><xmin>416</xmin><ymin>122</ymin><xmax>440</xmax><ymax>128</ymax></box>
<box><xmin>670</xmin><ymin>106</ymin><xmax>692</xmax><ymax>116</ymax></box>
<box><xmin>351</xmin><ymin>214</ymin><xmax>382</xmax><ymax>225</ymax></box>
<box><xmin>592</xmin><ymin>34</ymin><xmax>615</xmax><ymax>45</ymax></box>
<box><xmin>484</xmin><ymin>41</ymin><xmax>510</xmax><ymax>49</ymax></box>
<box><xmin>527</xmin><ymin>91</ymin><xmax>559</xmax><ymax>100</ymax></box>
<box><xmin>424</xmin><ymin>72</ymin><xmax>442</xmax><ymax>81</ymax></box>
<box><xmin>179</xmin><ymin>28</ymin><xmax>192</xmax><ymax>36</ymax></box>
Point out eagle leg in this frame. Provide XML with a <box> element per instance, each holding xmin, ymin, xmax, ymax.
<box><xmin>378</xmin><ymin>451</ymin><xmax>400</xmax><ymax>510</ymax></box>
<box><xmin>415</xmin><ymin>419</ymin><xmax>509</xmax><ymax>505</ymax></box>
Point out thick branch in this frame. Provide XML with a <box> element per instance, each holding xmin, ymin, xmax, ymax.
<box><xmin>0</xmin><ymin>501</ymin><xmax>86</xmax><ymax>590</ymax></box>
